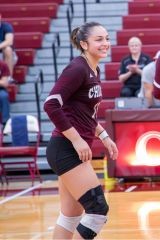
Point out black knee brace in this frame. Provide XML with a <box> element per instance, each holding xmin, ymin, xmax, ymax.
<box><xmin>78</xmin><ymin>185</ymin><xmax>109</xmax><ymax>215</ymax></box>
<box><xmin>76</xmin><ymin>185</ymin><xmax>109</xmax><ymax>239</ymax></box>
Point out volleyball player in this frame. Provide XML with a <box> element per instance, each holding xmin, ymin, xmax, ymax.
<box><xmin>44</xmin><ymin>22</ymin><xmax>118</xmax><ymax>239</ymax></box>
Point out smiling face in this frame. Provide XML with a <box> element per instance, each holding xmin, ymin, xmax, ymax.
<box><xmin>80</xmin><ymin>25</ymin><xmax>111</xmax><ymax>61</ymax></box>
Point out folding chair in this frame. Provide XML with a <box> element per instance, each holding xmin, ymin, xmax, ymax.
<box><xmin>0</xmin><ymin>114</ymin><xmax>42</xmax><ymax>184</ymax></box>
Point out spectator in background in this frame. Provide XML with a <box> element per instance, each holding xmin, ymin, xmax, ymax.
<box><xmin>118</xmin><ymin>37</ymin><xmax>151</xmax><ymax>97</ymax></box>
<box><xmin>0</xmin><ymin>60</ymin><xmax>10</xmax><ymax>126</ymax></box>
<box><xmin>0</xmin><ymin>14</ymin><xmax>18</xmax><ymax>82</ymax></box>
<box><xmin>153</xmin><ymin>55</ymin><xmax>160</xmax><ymax>100</ymax></box>
<box><xmin>138</xmin><ymin>51</ymin><xmax>160</xmax><ymax>108</ymax></box>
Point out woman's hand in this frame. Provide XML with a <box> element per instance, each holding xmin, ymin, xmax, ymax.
<box><xmin>102</xmin><ymin>137</ymin><xmax>118</xmax><ymax>160</ymax></box>
<box><xmin>72</xmin><ymin>137</ymin><xmax>92</xmax><ymax>162</ymax></box>
<box><xmin>62</xmin><ymin>127</ymin><xmax>92</xmax><ymax>162</ymax></box>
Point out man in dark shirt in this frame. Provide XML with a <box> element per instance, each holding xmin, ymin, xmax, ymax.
<box><xmin>0</xmin><ymin>14</ymin><xmax>17</xmax><ymax>80</ymax></box>
<box><xmin>118</xmin><ymin>37</ymin><xmax>151</xmax><ymax>97</ymax></box>
<box><xmin>0</xmin><ymin>60</ymin><xmax>10</xmax><ymax>125</ymax></box>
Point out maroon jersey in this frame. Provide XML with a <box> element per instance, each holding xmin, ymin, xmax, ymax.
<box><xmin>0</xmin><ymin>60</ymin><xmax>10</xmax><ymax>78</ymax></box>
<box><xmin>153</xmin><ymin>57</ymin><xmax>160</xmax><ymax>99</ymax></box>
<box><xmin>44</xmin><ymin>56</ymin><xmax>102</xmax><ymax>146</ymax></box>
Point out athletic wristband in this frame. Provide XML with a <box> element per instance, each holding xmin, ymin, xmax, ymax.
<box><xmin>98</xmin><ymin>130</ymin><xmax>109</xmax><ymax>141</ymax></box>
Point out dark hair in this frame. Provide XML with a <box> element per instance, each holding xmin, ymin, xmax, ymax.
<box><xmin>70</xmin><ymin>22</ymin><xmax>103</xmax><ymax>52</ymax></box>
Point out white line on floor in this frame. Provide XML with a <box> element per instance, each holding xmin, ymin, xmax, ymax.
<box><xmin>125</xmin><ymin>185</ymin><xmax>137</xmax><ymax>192</ymax></box>
<box><xmin>0</xmin><ymin>182</ymin><xmax>43</xmax><ymax>205</ymax></box>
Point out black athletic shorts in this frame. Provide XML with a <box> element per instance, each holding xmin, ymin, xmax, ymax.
<box><xmin>46</xmin><ymin>136</ymin><xmax>82</xmax><ymax>176</ymax></box>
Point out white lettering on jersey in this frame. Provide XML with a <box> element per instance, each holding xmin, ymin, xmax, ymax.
<box><xmin>88</xmin><ymin>85</ymin><xmax>102</xmax><ymax>98</ymax></box>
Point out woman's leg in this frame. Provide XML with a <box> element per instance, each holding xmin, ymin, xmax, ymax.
<box><xmin>59</xmin><ymin>161</ymin><xmax>108</xmax><ymax>239</ymax></box>
<box><xmin>3</xmin><ymin>47</ymin><xmax>14</xmax><ymax>77</ymax></box>
<box><xmin>53</xmin><ymin>177</ymin><xmax>84</xmax><ymax>239</ymax></box>
<box><xmin>60</xmin><ymin>161</ymin><xmax>100</xmax><ymax>200</ymax></box>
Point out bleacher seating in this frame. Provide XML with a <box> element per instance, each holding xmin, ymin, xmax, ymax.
<box><xmin>4</xmin><ymin>17</ymin><xmax>51</xmax><ymax>33</ymax></box>
<box><xmin>101</xmin><ymin>81</ymin><xmax>122</xmax><ymax>99</ymax></box>
<box><xmin>117</xmin><ymin>29</ymin><xmax>160</xmax><ymax>45</ymax></box>
<box><xmin>14</xmin><ymin>32</ymin><xmax>43</xmax><ymax>49</ymax></box>
<box><xmin>7</xmin><ymin>84</ymin><xmax>18</xmax><ymax>102</ymax></box>
<box><xmin>0</xmin><ymin>0</ymin><xmax>60</xmax><ymax>98</ymax></box>
<box><xmin>16</xmin><ymin>49</ymin><xmax>36</xmax><ymax>65</ymax></box>
<box><xmin>0</xmin><ymin>3</ymin><xmax>59</xmax><ymax>18</ymax></box>
<box><xmin>105</xmin><ymin>0</ymin><xmax>160</xmax><ymax>88</ymax></box>
<box><xmin>105</xmin><ymin>62</ymin><xmax>120</xmax><ymax>80</ymax></box>
<box><xmin>129</xmin><ymin>1</ymin><xmax>160</xmax><ymax>14</ymax></box>
<box><xmin>123</xmin><ymin>14</ymin><xmax>160</xmax><ymax>29</ymax></box>
<box><xmin>13</xmin><ymin>66</ymin><xmax>28</xmax><ymax>84</ymax></box>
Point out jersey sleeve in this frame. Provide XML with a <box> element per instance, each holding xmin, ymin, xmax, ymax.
<box><xmin>44</xmin><ymin>62</ymin><xmax>86</xmax><ymax>132</ymax></box>
<box><xmin>153</xmin><ymin>57</ymin><xmax>160</xmax><ymax>99</ymax></box>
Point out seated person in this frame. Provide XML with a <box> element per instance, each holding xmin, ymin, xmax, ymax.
<box><xmin>138</xmin><ymin>51</ymin><xmax>160</xmax><ymax>107</ymax></box>
<box><xmin>0</xmin><ymin>60</ymin><xmax>10</xmax><ymax>126</ymax></box>
<box><xmin>0</xmin><ymin>14</ymin><xmax>18</xmax><ymax>81</ymax></box>
<box><xmin>153</xmin><ymin>55</ymin><xmax>160</xmax><ymax>100</ymax></box>
<box><xmin>118</xmin><ymin>37</ymin><xmax>151</xmax><ymax>97</ymax></box>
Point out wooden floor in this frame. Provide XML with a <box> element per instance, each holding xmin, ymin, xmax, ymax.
<box><xmin>0</xmin><ymin>180</ymin><xmax>160</xmax><ymax>240</ymax></box>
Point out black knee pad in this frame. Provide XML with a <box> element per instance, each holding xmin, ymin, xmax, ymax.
<box><xmin>78</xmin><ymin>185</ymin><xmax>109</xmax><ymax>215</ymax></box>
<box><xmin>76</xmin><ymin>185</ymin><xmax>109</xmax><ymax>239</ymax></box>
